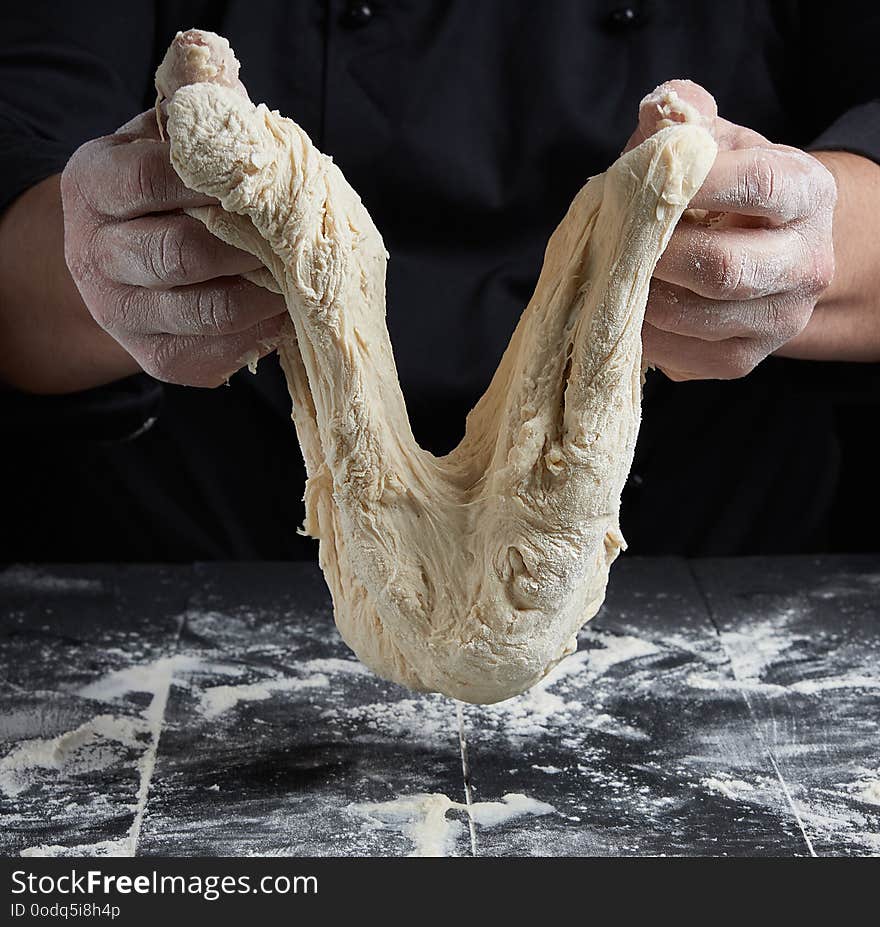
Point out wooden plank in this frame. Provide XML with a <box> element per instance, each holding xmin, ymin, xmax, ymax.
<box><xmin>692</xmin><ymin>555</ymin><xmax>880</xmax><ymax>857</ymax></box>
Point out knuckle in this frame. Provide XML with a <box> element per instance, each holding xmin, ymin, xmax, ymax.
<box><xmin>760</xmin><ymin>300</ymin><xmax>807</xmax><ymax>342</ymax></box>
<box><xmin>80</xmin><ymin>286</ymin><xmax>122</xmax><ymax>333</ymax></box>
<box><xmin>653</xmin><ymin>305</ymin><xmax>683</xmax><ymax>333</ymax></box>
<box><xmin>194</xmin><ymin>286</ymin><xmax>237</xmax><ymax>334</ymax></box>
<box><xmin>747</xmin><ymin>300</ymin><xmax>780</xmax><ymax>339</ymax></box>
<box><xmin>82</xmin><ymin>290</ymin><xmax>114</xmax><ymax>331</ymax></box>
<box><xmin>811</xmin><ymin>160</ymin><xmax>838</xmax><ymax>209</ymax></box>
<box><xmin>103</xmin><ymin>287</ymin><xmax>140</xmax><ymax>332</ymax></box>
<box><xmin>142</xmin><ymin>340</ymin><xmax>179</xmax><ymax>383</ymax></box>
<box><xmin>706</xmin><ymin>245</ymin><xmax>746</xmax><ymax>297</ymax></box>
<box><xmin>131</xmin><ymin>153</ymin><xmax>165</xmax><ymax>207</ymax></box>
<box><xmin>59</xmin><ymin>140</ymin><xmax>99</xmax><ymax>209</ymax></box>
<box><xmin>743</xmin><ymin>152</ymin><xmax>776</xmax><ymax>207</ymax></box>
<box><xmin>799</xmin><ymin>243</ymin><xmax>834</xmax><ymax>296</ymax></box>
<box><xmin>64</xmin><ymin>215</ymin><xmax>105</xmax><ymax>293</ymax></box>
<box><xmin>718</xmin><ymin>342</ymin><xmax>760</xmax><ymax>380</ymax></box>
<box><xmin>59</xmin><ymin>163</ymin><xmax>79</xmax><ymax>209</ymax></box>
<box><xmin>646</xmin><ymin>288</ymin><xmax>684</xmax><ymax>331</ymax></box>
<box><xmin>63</xmin><ymin>223</ymin><xmax>97</xmax><ymax>284</ymax></box>
<box><xmin>149</xmin><ymin>226</ymin><xmax>189</xmax><ymax>284</ymax></box>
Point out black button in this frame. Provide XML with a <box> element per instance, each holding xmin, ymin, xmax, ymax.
<box><xmin>341</xmin><ymin>1</ymin><xmax>374</xmax><ymax>28</ymax></box>
<box><xmin>603</xmin><ymin>5</ymin><xmax>648</xmax><ymax>31</ymax></box>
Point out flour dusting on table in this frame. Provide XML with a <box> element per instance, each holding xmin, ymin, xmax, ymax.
<box><xmin>350</xmin><ymin>791</ymin><xmax>555</xmax><ymax>857</ymax></box>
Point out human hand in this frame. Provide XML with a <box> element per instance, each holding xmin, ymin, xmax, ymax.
<box><xmin>60</xmin><ymin>111</ymin><xmax>286</xmax><ymax>387</ymax></box>
<box><xmin>625</xmin><ymin>80</ymin><xmax>837</xmax><ymax>381</ymax></box>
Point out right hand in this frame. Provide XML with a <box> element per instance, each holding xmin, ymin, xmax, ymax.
<box><xmin>60</xmin><ymin>111</ymin><xmax>287</xmax><ymax>387</ymax></box>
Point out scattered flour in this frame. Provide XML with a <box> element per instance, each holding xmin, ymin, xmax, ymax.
<box><xmin>76</xmin><ymin>655</ymin><xmax>242</xmax><ymax>700</ymax></box>
<box><xmin>476</xmin><ymin>629</ymin><xmax>660</xmax><ymax>738</ymax></box>
<box><xmin>787</xmin><ymin>675</ymin><xmax>880</xmax><ymax>695</ymax></box>
<box><xmin>576</xmin><ymin>631</ymin><xmax>660</xmax><ymax>676</ymax></box>
<box><xmin>857</xmin><ymin>781</ymin><xmax>880</xmax><ymax>806</ymax></box>
<box><xmin>6</xmin><ymin>651</ymin><xmax>188</xmax><ymax>856</ymax></box>
<box><xmin>720</xmin><ymin>614</ymin><xmax>806</xmax><ymax>680</ymax></box>
<box><xmin>687</xmin><ymin>670</ymin><xmax>879</xmax><ymax>698</ymax></box>
<box><xmin>695</xmin><ymin>768</ymin><xmax>880</xmax><ymax>855</ymax></box>
<box><xmin>329</xmin><ymin>627</ymin><xmax>661</xmax><ymax>742</ymax></box>
<box><xmin>686</xmin><ymin>672</ymin><xmax>787</xmax><ymax>695</ymax></box>
<box><xmin>326</xmin><ymin>696</ymin><xmax>455</xmax><ymax>744</ymax></box>
<box><xmin>584</xmin><ymin>713</ymin><xmax>648</xmax><ymax>740</ymax></box>
<box><xmin>0</xmin><ymin>715</ymin><xmax>147</xmax><ymax>797</ymax></box>
<box><xmin>835</xmin><ymin>775</ymin><xmax>880</xmax><ymax>807</ymax></box>
<box><xmin>20</xmin><ymin>837</ymin><xmax>132</xmax><ymax>858</ymax></box>
<box><xmin>350</xmin><ymin>792</ymin><xmax>555</xmax><ymax>857</ymax></box>
<box><xmin>297</xmin><ymin>658</ymin><xmax>372</xmax><ymax>677</ymax></box>
<box><xmin>702</xmin><ymin>776</ymin><xmax>756</xmax><ymax>801</ymax></box>
<box><xmin>199</xmin><ymin>674</ymin><xmax>329</xmax><ymax>719</ymax></box>
<box><xmin>480</xmin><ymin>688</ymin><xmax>573</xmax><ymax>738</ymax></box>
<box><xmin>76</xmin><ymin>654</ymin><xmax>348</xmax><ymax>722</ymax></box>
<box><xmin>792</xmin><ymin>795</ymin><xmax>880</xmax><ymax>853</ymax></box>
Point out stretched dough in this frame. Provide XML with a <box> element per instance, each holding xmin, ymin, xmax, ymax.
<box><xmin>156</xmin><ymin>31</ymin><xmax>716</xmax><ymax>703</ymax></box>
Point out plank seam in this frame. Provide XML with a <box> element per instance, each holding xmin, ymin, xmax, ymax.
<box><xmin>127</xmin><ymin>607</ymin><xmax>186</xmax><ymax>856</ymax></box>
<box><xmin>686</xmin><ymin>561</ymin><xmax>818</xmax><ymax>858</ymax></box>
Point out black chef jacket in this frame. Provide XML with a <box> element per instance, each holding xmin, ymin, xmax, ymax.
<box><xmin>1</xmin><ymin>1</ymin><xmax>879</xmax><ymax>562</ymax></box>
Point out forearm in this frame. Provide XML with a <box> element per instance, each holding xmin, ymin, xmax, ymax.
<box><xmin>0</xmin><ymin>174</ymin><xmax>140</xmax><ymax>393</ymax></box>
<box><xmin>776</xmin><ymin>151</ymin><xmax>880</xmax><ymax>362</ymax></box>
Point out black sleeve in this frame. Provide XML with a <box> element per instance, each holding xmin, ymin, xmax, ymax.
<box><xmin>0</xmin><ymin>2</ymin><xmax>157</xmax><ymax>213</ymax></box>
<box><xmin>808</xmin><ymin>101</ymin><xmax>880</xmax><ymax>164</ymax></box>
<box><xmin>795</xmin><ymin>2</ymin><xmax>880</xmax><ymax>164</ymax></box>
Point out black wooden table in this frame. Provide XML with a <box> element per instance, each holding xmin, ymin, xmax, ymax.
<box><xmin>0</xmin><ymin>557</ymin><xmax>878</xmax><ymax>857</ymax></box>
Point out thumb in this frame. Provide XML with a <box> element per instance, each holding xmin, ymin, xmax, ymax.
<box><xmin>622</xmin><ymin>79</ymin><xmax>717</xmax><ymax>153</ymax></box>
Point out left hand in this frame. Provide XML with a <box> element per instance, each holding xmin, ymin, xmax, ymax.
<box><xmin>625</xmin><ymin>80</ymin><xmax>837</xmax><ymax>381</ymax></box>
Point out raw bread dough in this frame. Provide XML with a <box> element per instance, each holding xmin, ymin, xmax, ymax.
<box><xmin>155</xmin><ymin>31</ymin><xmax>716</xmax><ymax>703</ymax></box>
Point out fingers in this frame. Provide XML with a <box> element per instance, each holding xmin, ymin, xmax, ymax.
<box><xmin>622</xmin><ymin>78</ymin><xmax>769</xmax><ymax>154</ymax></box>
<box><xmin>642</xmin><ymin>323</ymin><xmax>765</xmax><ymax>381</ymax></box>
<box><xmin>653</xmin><ymin>220</ymin><xmax>829</xmax><ymax>301</ymax></box>
<box><xmin>67</xmin><ymin>133</ymin><xmax>217</xmax><ymax>220</ymax></box>
<box><xmin>104</xmin><ymin>137</ymin><xmax>218</xmax><ymax>217</ymax></box>
<box><xmin>622</xmin><ymin>80</ymin><xmax>837</xmax><ymax>383</ymax></box>
<box><xmin>155</xmin><ymin>28</ymin><xmax>248</xmax><ymax>102</ymax></box>
<box><xmin>639</xmin><ymin>79</ymin><xmax>717</xmax><ymax>135</ymax></box>
<box><xmin>134</xmin><ymin>315</ymin><xmax>287</xmax><ymax>388</ymax></box>
<box><xmin>99</xmin><ymin>213</ymin><xmax>264</xmax><ymax>287</ymax></box>
<box><xmin>106</xmin><ymin>276</ymin><xmax>287</xmax><ymax>337</ymax></box>
<box><xmin>688</xmin><ymin>146</ymin><xmax>836</xmax><ymax>223</ymax></box>
<box><xmin>624</xmin><ymin>79</ymin><xmax>717</xmax><ymax>152</ymax></box>
<box><xmin>645</xmin><ymin>280</ymin><xmax>812</xmax><ymax>343</ymax></box>
<box><xmin>59</xmin><ymin>104</ymin><xmax>290</xmax><ymax>389</ymax></box>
